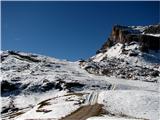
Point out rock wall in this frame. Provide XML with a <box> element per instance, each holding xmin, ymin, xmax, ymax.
<box><xmin>97</xmin><ymin>25</ymin><xmax>160</xmax><ymax>53</ymax></box>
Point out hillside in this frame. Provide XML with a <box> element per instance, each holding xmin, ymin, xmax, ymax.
<box><xmin>1</xmin><ymin>24</ymin><xmax>160</xmax><ymax>120</ymax></box>
<box><xmin>81</xmin><ymin>24</ymin><xmax>160</xmax><ymax>82</ymax></box>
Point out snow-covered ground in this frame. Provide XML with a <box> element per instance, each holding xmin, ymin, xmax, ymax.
<box><xmin>92</xmin><ymin>42</ymin><xmax>160</xmax><ymax>67</ymax></box>
<box><xmin>92</xmin><ymin>43</ymin><xmax>123</xmax><ymax>62</ymax></box>
<box><xmin>98</xmin><ymin>90</ymin><xmax>159</xmax><ymax>120</ymax></box>
<box><xmin>1</xmin><ymin>50</ymin><xmax>159</xmax><ymax>120</ymax></box>
<box><xmin>87</xmin><ymin>116</ymin><xmax>141</xmax><ymax>120</ymax></box>
<box><xmin>145</xmin><ymin>33</ymin><xmax>160</xmax><ymax>37</ymax></box>
<box><xmin>16</xmin><ymin>92</ymin><xmax>83</xmax><ymax>120</ymax></box>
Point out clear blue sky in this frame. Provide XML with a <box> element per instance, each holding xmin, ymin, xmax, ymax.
<box><xmin>2</xmin><ymin>1</ymin><xmax>159</xmax><ymax>61</ymax></box>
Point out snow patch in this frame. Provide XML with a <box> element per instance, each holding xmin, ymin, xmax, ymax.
<box><xmin>98</xmin><ymin>90</ymin><xmax>159</xmax><ymax>120</ymax></box>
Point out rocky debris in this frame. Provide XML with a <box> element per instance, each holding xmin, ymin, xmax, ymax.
<box><xmin>128</xmin><ymin>51</ymin><xmax>139</xmax><ymax>57</ymax></box>
<box><xmin>1</xmin><ymin>81</ymin><xmax>21</xmax><ymax>94</ymax></box>
<box><xmin>84</xmin><ymin>64</ymin><xmax>101</xmax><ymax>75</ymax></box>
<box><xmin>1</xmin><ymin>97</ymin><xmax>19</xmax><ymax>114</ymax></box>
<box><xmin>1</xmin><ymin>78</ymin><xmax>85</xmax><ymax>95</ymax></box>
<box><xmin>10</xmin><ymin>77</ymin><xmax>21</xmax><ymax>82</ymax></box>
<box><xmin>150</xmin><ymin>70</ymin><xmax>159</xmax><ymax>77</ymax></box>
<box><xmin>7</xmin><ymin>51</ymin><xmax>41</xmax><ymax>62</ymax></box>
<box><xmin>82</xmin><ymin>58</ymin><xmax>159</xmax><ymax>82</ymax></box>
<box><xmin>144</xmin><ymin>24</ymin><xmax>160</xmax><ymax>34</ymax></box>
<box><xmin>64</xmin><ymin>82</ymin><xmax>85</xmax><ymax>92</ymax></box>
<box><xmin>88</xmin><ymin>25</ymin><xmax>160</xmax><ymax>82</ymax></box>
<box><xmin>1</xmin><ymin>63</ymin><xmax>30</xmax><ymax>72</ymax></box>
<box><xmin>26</xmin><ymin>82</ymin><xmax>55</xmax><ymax>93</ymax></box>
<box><xmin>1</xmin><ymin>52</ymin><xmax>9</xmax><ymax>62</ymax></box>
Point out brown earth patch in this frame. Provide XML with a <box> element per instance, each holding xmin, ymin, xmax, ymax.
<box><xmin>60</xmin><ymin>103</ymin><xmax>104</xmax><ymax>120</ymax></box>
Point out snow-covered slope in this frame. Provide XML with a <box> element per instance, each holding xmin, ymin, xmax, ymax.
<box><xmin>1</xmin><ymin>50</ymin><xmax>159</xmax><ymax>120</ymax></box>
<box><xmin>1</xmin><ymin>24</ymin><xmax>160</xmax><ymax>120</ymax></box>
<box><xmin>82</xmin><ymin>24</ymin><xmax>160</xmax><ymax>82</ymax></box>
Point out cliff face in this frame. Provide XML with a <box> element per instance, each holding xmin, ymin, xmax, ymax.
<box><xmin>97</xmin><ymin>25</ymin><xmax>160</xmax><ymax>53</ymax></box>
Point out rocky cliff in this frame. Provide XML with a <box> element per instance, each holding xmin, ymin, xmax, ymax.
<box><xmin>97</xmin><ymin>24</ymin><xmax>160</xmax><ymax>53</ymax></box>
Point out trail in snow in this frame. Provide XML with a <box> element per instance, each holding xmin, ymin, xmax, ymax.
<box><xmin>84</xmin><ymin>91</ymin><xmax>99</xmax><ymax>105</ymax></box>
<box><xmin>60</xmin><ymin>82</ymin><xmax>117</xmax><ymax>120</ymax></box>
<box><xmin>60</xmin><ymin>91</ymin><xmax>101</xmax><ymax>120</ymax></box>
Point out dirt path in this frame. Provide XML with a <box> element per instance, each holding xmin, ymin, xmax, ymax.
<box><xmin>60</xmin><ymin>81</ymin><xmax>118</xmax><ymax>120</ymax></box>
<box><xmin>60</xmin><ymin>91</ymin><xmax>104</xmax><ymax>120</ymax></box>
<box><xmin>61</xmin><ymin>103</ymin><xmax>103</xmax><ymax>120</ymax></box>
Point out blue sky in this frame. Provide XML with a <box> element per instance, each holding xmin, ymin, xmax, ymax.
<box><xmin>2</xmin><ymin>1</ymin><xmax>159</xmax><ymax>61</ymax></box>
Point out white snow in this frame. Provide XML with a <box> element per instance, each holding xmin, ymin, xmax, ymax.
<box><xmin>105</xmin><ymin>43</ymin><xmax>123</xmax><ymax>58</ymax></box>
<box><xmin>1</xmin><ymin>51</ymin><xmax>160</xmax><ymax>120</ymax></box>
<box><xmin>13</xmin><ymin>90</ymin><xmax>66</xmax><ymax>109</ymax></box>
<box><xmin>145</xmin><ymin>33</ymin><xmax>160</xmax><ymax>37</ymax></box>
<box><xmin>91</xmin><ymin>53</ymin><xmax>106</xmax><ymax>62</ymax></box>
<box><xmin>87</xmin><ymin>116</ymin><xmax>140</xmax><ymax>120</ymax></box>
<box><xmin>92</xmin><ymin>42</ymin><xmax>160</xmax><ymax>72</ymax></box>
<box><xmin>92</xmin><ymin>43</ymin><xmax>123</xmax><ymax>62</ymax></box>
<box><xmin>98</xmin><ymin>90</ymin><xmax>159</xmax><ymax>120</ymax></box>
<box><xmin>131</xmin><ymin>26</ymin><xmax>147</xmax><ymax>33</ymax></box>
<box><xmin>16</xmin><ymin>93</ymin><xmax>82</xmax><ymax>120</ymax></box>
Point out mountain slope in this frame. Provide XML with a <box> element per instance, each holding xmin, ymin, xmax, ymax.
<box><xmin>1</xmin><ymin>24</ymin><xmax>160</xmax><ymax>120</ymax></box>
<box><xmin>81</xmin><ymin>24</ymin><xmax>160</xmax><ymax>82</ymax></box>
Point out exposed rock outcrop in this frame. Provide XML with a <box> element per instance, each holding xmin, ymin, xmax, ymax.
<box><xmin>97</xmin><ymin>25</ymin><xmax>160</xmax><ymax>53</ymax></box>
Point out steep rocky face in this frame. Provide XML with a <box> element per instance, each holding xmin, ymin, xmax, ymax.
<box><xmin>97</xmin><ymin>25</ymin><xmax>160</xmax><ymax>53</ymax></box>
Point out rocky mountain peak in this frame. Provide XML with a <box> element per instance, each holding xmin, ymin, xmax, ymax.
<box><xmin>97</xmin><ymin>24</ymin><xmax>160</xmax><ymax>54</ymax></box>
<box><xmin>81</xmin><ymin>24</ymin><xmax>160</xmax><ymax>82</ymax></box>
